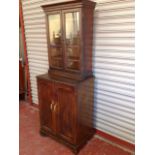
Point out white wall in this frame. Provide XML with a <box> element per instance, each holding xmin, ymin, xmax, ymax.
<box><xmin>22</xmin><ymin>0</ymin><xmax>135</xmax><ymax>144</ymax></box>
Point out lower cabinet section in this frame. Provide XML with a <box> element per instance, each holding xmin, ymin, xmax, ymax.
<box><xmin>37</xmin><ymin>74</ymin><xmax>95</xmax><ymax>154</ymax></box>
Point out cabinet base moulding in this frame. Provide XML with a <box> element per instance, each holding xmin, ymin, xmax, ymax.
<box><xmin>40</xmin><ymin>128</ymin><xmax>96</xmax><ymax>154</ymax></box>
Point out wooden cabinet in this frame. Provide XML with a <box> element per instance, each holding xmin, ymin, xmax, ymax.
<box><xmin>37</xmin><ymin>0</ymin><xmax>96</xmax><ymax>154</ymax></box>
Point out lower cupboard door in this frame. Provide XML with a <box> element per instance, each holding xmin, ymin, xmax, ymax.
<box><xmin>56</xmin><ymin>84</ymin><xmax>76</xmax><ymax>143</ymax></box>
<box><xmin>38</xmin><ymin>80</ymin><xmax>57</xmax><ymax>134</ymax></box>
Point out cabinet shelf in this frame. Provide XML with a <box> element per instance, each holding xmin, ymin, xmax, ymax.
<box><xmin>50</xmin><ymin>44</ymin><xmax>62</xmax><ymax>48</ymax></box>
<box><xmin>66</xmin><ymin>45</ymin><xmax>79</xmax><ymax>48</ymax></box>
<box><xmin>67</xmin><ymin>56</ymin><xmax>80</xmax><ymax>62</ymax></box>
<box><xmin>51</xmin><ymin>56</ymin><xmax>63</xmax><ymax>60</ymax></box>
<box><xmin>68</xmin><ymin>59</ymin><xmax>79</xmax><ymax>62</ymax></box>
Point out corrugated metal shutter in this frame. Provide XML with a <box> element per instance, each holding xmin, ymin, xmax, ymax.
<box><xmin>22</xmin><ymin>0</ymin><xmax>135</xmax><ymax>144</ymax></box>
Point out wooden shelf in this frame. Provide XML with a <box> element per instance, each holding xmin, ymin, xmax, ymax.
<box><xmin>68</xmin><ymin>56</ymin><xmax>79</xmax><ymax>59</ymax></box>
<box><xmin>50</xmin><ymin>44</ymin><xmax>62</xmax><ymax>48</ymax></box>
<box><xmin>66</xmin><ymin>45</ymin><xmax>79</xmax><ymax>48</ymax></box>
<box><xmin>51</xmin><ymin>56</ymin><xmax>63</xmax><ymax>60</ymax></box>
<box><xmin>67</xmin><ymin>59</ymin><xmax>80</xmax><ymax>62</ymax></box>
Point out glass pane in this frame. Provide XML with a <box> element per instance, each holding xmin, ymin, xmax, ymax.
<box><xmin>65</xmin><ymin>12</ymin><xmax>80</xmax><ymax>70</ymax></box>
<box><xmin>48</xmin><ymin>14</ymin><xmax>63</xmax><ymax>68</ymax></box>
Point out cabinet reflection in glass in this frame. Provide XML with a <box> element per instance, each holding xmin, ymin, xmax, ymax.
<box><xmin>48</xmin><ymin>14</ymin><xmax>61</xmax><ymax>45</ymax></box>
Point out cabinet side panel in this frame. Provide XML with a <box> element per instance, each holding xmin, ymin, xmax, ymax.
<box><xmin>37</xmin><ymin>80</ymin><xmax>52</xmax><ymax>130</ymax></box>
<box><xmin>77</xmin><ymin>77</ymin><xmax>95</xmax><ymax>144</ymax></box>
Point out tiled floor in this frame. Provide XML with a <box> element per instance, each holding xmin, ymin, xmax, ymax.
<box><xmin>20</xmin><ymin>101</ymin><xmax>134</xmax><ymax>155</ymax></box>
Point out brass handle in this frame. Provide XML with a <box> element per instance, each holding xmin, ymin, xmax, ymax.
<box><xmin>50</xmin><ymin>100</ymin><xmax>54</xmax><ymax>111</ymax></box>
<box><xmin>54</xmin><ymin>103</ymin><xmax>57</xmax><ymax>112</ymax></box>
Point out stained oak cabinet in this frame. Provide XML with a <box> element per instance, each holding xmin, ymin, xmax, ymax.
<box><xmin>37</xmin><ymin>0</ymin><xmax>96</xmax><ymax>154</ymax></box>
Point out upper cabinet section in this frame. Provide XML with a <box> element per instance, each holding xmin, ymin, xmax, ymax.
<box><xmin>42</xmin><ymin>0</ymin><xmax>96</xmax><ymax>80</ymax></box>
<box><xmin>47</xmin><ymin>10</ymin><xmax>81</xmax><ymax>71</ymax></box>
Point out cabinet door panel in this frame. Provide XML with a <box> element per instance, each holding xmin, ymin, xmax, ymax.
<box><xmin>48</xmin><ymin>13</ymin><xmax>63</xmax><ymax>69</ymax></box>
<box><xmin>63</xmin><ymin>10</ymin><xmax>81</xmax><ymax>71</ymax></box>
<box><xmin>56</xmin><ymin>84</ymin><xmax>76</xmax><ymax>143</ymax></box>
<box><xmin>38</xmin><ymin>80</ymin><xmax>57</xmax><ymax>133</ymax></box>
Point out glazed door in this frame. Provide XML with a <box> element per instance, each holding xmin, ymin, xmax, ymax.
<box><xmin>38</xmin><ymin>80</ymin><xmax>57</xmax><ymax>134</ymax></box>
<box><xmin>47</xmin><ymin>10</ymin><xmax>81</xmax><ymax>71</ymax></box>
<box><xmin>55</xmin><ymin>83</ymin><xmax>76</xmax><ymax>143</ymax></box>
<box><xmin>47</xmin><ymin>12</ymin><xmax>64</xmax><ymax>69</ymax></box>
<box><xmin>63</xmin><ymin>9</ymin><xmax>81</xmax><ymax>71</ymax></box>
